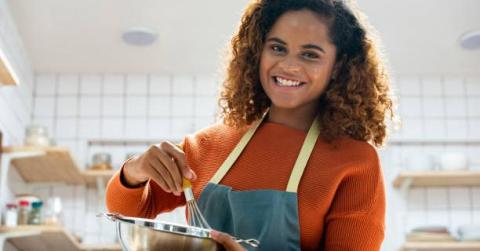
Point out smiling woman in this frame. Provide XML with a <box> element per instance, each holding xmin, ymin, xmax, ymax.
<box><xmin>106</xmin><ymin>0</ymin><xmax>394</xmax><ymax>250</ymax></box>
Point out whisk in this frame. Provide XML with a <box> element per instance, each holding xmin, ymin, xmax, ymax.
<box><xmin>183</xmin><ymin>178</ymin><xmax>211</xmax><ymax>229</ymax></box>
<box><xmin>182</xmin><ymin>179</ymin><xmax>260</xmax><ymax>248</ymax></box>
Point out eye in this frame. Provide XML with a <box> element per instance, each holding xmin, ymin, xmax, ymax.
<box><xmin>302</xmin><ymin>51</ymin><xmax>319</xmax><ymax>60</ymax></box>
<box><xmin>270</xmin><ymin>44</ymin><xmax>286</xmax><ymax>54</ymax></box>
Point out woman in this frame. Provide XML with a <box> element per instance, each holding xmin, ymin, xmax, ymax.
<box><xmin>106</xmin><ymin>0</ymin><xmax>394</xmax><ymax>250</ymax></box>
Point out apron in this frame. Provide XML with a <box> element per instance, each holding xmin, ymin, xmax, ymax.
<box><xmin>197</xmin><ymin>115</ymin><xmax>320</xmax><ymax>250</ymax></box>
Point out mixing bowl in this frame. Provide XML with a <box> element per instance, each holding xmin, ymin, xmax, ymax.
<box><xmin>102</xmin><ymin>213</ymin><xmax>225</xmax><ymax>251</ymax></box>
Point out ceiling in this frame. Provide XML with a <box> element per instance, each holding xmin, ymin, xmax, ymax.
<box><xmin>6</xmin><ymin>0</ymin><xmax>480</xmax><ymax>75</ymax></box>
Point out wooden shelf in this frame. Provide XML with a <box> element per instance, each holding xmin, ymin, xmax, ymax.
<box><xmin>0</xmin><ymin>53</ymin><xmax>17</xmax><ymax>85</ymax></box>
<box><xmin>402</xmin><ymin>241</ymin><xmax>480</xmax><ymax>251</ymax></box>
<box><xmin>0</xmin><ymin>225</ymin><xmax>82</xmax><ymax>251</ymax></box>
<box><xmin>389</xmin><ymin>139</ymin><xmax>480</xmax><ymax>146</ymax></box>
<box><xmin>0</xmin><ymin>225</ymin><xmax>121</xmax><ymax>251</ymax></box>
<box><xmin>3</xmin><ymin>146</ymin><xmax>85</xmax><ymax>185</ymax></box>
<box><xmin>88</xmin><ymin>138</ymin><xmax>181</xmax><ymax>146</ymax></box>
<box><xmin>3</xmin><ymin>146</ymin><xmax>117</xmax><ymax>188</ymax></box>
<box><xmin>79</xmin><ymin>244</ymin><xmax>121</xmax><ymax>251</ymax></box>
<box><xmin>393</xmin><ymin>170</ymin><xmax>480</xmax><ymax>188</ymax></box>
<box><xmin>82</xmin><ymin>169</ymin><xmax>116</xmax><ymax>188</ymax></box>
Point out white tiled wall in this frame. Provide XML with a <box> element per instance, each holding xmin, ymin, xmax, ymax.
<box><xmin>30</xmin><ymin>72</ymin><xmax>219</xmax><ymax>244</ymax></box>
<box><xmin>0</xmin><ymin>0</ymin><xmax>34</xmax><ymax>145</ymax></box>
<box><xmin>382</xmin><ymin>75</ymin><xmax>480</xmax><ymax>250</ymax></box>
<box><xmin>23</xmin><ymin>73</ymin><xmax>480</xmax><ymax>249</ymax></box>
<box><xmin>0</xmin><ymin>0</ymin><xmax>34</xmax><ymax>224</ymax></box>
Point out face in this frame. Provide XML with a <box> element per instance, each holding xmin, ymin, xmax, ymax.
<box><xmin>259</xmin><ymin>9</ymin><xmax>338</xmax><ymax>112</ymax></box>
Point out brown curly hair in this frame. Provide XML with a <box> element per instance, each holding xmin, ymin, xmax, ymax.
<box><xmin>218</xmin><ymin>0</ymin><xmax>394</xmax><ymax>147</ymax></box>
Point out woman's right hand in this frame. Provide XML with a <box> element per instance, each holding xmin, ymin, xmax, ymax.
<box><xmin>122</xmin><ymin>141</ymin><xmax>197</xmax><ymax>196</ymax></box>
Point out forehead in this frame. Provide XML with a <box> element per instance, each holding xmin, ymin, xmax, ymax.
<box><xmin>267</xmin><ymin>9</ymin><xmax>332</xmax><ymax>44</ymax></box>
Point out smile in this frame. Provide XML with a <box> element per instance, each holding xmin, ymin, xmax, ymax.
<box><xmin>273</xmin><ymin>76</ymin><xmax>306</xmax><ymax>87</ymax></box>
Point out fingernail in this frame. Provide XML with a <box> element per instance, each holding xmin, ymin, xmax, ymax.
<box><xmin>185</xmin><ymin>171</ymin><xmax>193</xmax><ymax>180</ymax></box>
<box><xmin>210</xmin><ymin>230</ymin><xmax>218</xmax><ymax>238</ymax></box>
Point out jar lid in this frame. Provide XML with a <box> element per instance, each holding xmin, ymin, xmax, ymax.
<box><xmin>19</xmin><ymin>200</ymin><xmax>30</xmax><ymax>206</ymax></box>
<box><xmin>6</xmin><ymin>203</ymin><xmax>17</xmax><ymax>208</ymax></box>
<box><xmin>32</xmin><ymin>201</ymin><xmax>43</xmax><ymax>208</ymax></box>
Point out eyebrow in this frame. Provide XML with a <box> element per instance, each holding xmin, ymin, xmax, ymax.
<box><xmin>266</xmin><ymin>37</ymin><xmax>326</xmax><ymax>53</ymax></box>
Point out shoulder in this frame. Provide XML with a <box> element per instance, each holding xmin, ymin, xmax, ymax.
<box><xmin>181</xmin><ymin>122</ymin><xmax>249</xmax><ymax>154</ymax></box>
<box><xmin>185</xmin><ymin>122</ymin><xmax>247</xmax><ymax>146</ymax></box>
<box><xmin>317</xmin><ymin>136</ymin><xmax>381</xmax><ymax>176</ymax></box>
<box><xmin>336</xmin><ymin>137</ymin><xmax>379</xmax><ymax>163</ymax></box>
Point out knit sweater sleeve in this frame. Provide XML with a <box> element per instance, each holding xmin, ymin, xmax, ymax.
<box><xmin>105</xmin><ymin>138</ymin><xmax>194</xmax><ymax>219</ymax></box>
<box><xmin>105</xmin><ymin>162</ymin><xmax>186</xmax><ymax>219</ymax></box>
<box><xmin>322</xmin><ymin>145</ymin><xmax>386</xmax><ymax>251</ymax></box>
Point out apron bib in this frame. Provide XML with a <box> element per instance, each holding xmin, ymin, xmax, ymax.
<box><xmin>197</xmin><ymin>115</ymin><xmax>320</xmax><ymax>250</ymax></box>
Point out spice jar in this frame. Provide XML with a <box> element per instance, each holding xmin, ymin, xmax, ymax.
<box><xmin>4</xmin><ymin>203</ymin><xmax>18</xmax><ymax>227</ymax></box>
<box><xmin>24</xmin><ymin>125</ymin><xmax>50</xmax><ymax>147</ymax></box>
<box><xmin>90</xmin><ymin>153</ymin><xmax>112</xmax><ymax>170</ymax></box>
<box><xmin>17</xmin><ymin>200</ymin><xmax>30</xmax><ymax>225</ymax></box>
<box><xmin>28</xmin><ymin>201</ymin><xmax>43</xmax><ymax>225</ymax></box>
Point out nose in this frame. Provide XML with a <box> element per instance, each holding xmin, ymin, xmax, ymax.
<box><xmin>278</xmin><ymin>56</ymin><xmax>301</xmax><ymax>74</ymax></box>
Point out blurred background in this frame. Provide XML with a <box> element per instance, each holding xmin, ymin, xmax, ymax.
<box><xmin>0</xmin><ymin>0</ymin><xmax>479</xmax><ymax>250</ymax></box>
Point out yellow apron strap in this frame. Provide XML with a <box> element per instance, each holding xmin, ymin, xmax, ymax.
<box><xmin>210</xmin><ymin>112</ymin><xmax>320</xmax><ymax>193</ymax></box>
<box><xmin>285</xmin><ymin>117</ymin><xmax>320</xmax><ymax>193</ymax></box>
<box><xmin>209</xmin><ymin>115</ymin><xmax>266</xmax><ymax>184</ymax></box>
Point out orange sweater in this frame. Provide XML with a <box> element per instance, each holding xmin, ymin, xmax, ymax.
<box><xmin>106</xmin><ymin>122</ymin><xmax>385</xmax><ymax>250</ymax></box>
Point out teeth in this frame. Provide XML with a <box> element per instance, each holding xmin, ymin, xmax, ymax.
<box><xmin>275</xmin><ymin>77</ymin><xmax>302</xmax><ymax>87</ymax></box>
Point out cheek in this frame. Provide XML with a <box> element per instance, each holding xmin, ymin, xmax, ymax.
<box><xmin>259</xmin><ymin>53</ymin><xmax>272</xmax><ymax>80</ymax></box>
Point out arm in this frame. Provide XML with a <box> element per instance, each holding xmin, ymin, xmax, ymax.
<box><xmin>105</xmin><ymin>140</ymin><xmax>196</xmax><ymax>218</ymax></box>
<box><xmin>105</xmin><ymin>160</ymin><xmax>185</xmax><ymax>218</ymax></box>
<box><xmin>322</xmin><ymin>148</ymin><xmax>386</xmax><ymax>251</ymax></box>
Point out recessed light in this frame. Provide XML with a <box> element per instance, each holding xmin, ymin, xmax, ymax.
<box><xmin>122</xmin><ymin>27</ymin><xmax>157</xmax><ymax>47</ymax></box>
<box><xmin>459</xmin><ymin>30</ymin><xmax>480</xmax><ymax>50</ymax></box>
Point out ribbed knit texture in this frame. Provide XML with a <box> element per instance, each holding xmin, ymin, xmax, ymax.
<box><xmin>106</xmin><ymin>122</ymin><xmax>385</xmax><ymax>251</ymax></box>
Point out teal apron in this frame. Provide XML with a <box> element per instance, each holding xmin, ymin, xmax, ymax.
<box><xmin>197</xmin><ymin>115</ymin><xmax>320</xmax><ymax>250</ymax></box>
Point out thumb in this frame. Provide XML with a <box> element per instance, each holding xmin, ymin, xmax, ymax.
<box><xmin>210</xmin><ymin>230</ymin><xmax>245</xmax><ymax>251</ymax></box>
<box><xmin>182</xmin><ymin>165</ymin><xmax>197</xmax><ymax>181</ymax></box>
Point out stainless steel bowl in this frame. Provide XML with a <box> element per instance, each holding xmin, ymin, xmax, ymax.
<box><xmin>102</xmin><ymin>213</ymin><xmax>225</xmax><ymax>251</ymax></box>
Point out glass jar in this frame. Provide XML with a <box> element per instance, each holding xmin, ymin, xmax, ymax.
<box><xmin>4</xmin><ymin>203</ymin><xmax>18</xmax><ymax>227</ymax></box>
<box><xmin>24</xmin><ymin>125</ymin><xmax>50</xmax><ymax>147</ymax></box>
<box><xmin>28</xmin><ymin>201</ymin><xmax>43</xmax><ymax>225</ymax></box>
<box><xmin>17</xmin><ymin>200</ymin><xmax>30</xmax><ymax>225</ymax></box>
<box><xmin>44</xmin><ymin>197</ymin><xmax>63</xmax><ymax>225</ymax></box>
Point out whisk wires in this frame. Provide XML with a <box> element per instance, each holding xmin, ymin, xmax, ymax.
<box><xmin>183</xmin><ymin>179</ymin><xmax>211</xmax><ymax>229</ymax></box>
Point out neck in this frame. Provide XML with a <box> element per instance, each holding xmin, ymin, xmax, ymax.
<box><xmin>267</xmin><ymin>105</ymin><xmax>317</xmax><ymax>132</ymax></box>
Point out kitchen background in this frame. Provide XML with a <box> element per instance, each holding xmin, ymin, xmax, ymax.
<box><xmin>0</xmin><ymin>0</ymin><xmax>479</xmax><ymax>250</ymax></box>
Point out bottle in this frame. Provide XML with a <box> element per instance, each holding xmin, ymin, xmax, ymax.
<box><xmin>4</xmin><ymin>203</ymin><xmax>18</xmax><ymax>227</ymax></box>
<box><xmin>17</xmin><ymin>200</ymin><xmax>30</xmax><ymax>225</ymax></box>
<box><xmin>28</xmin><ymin>201</ymin><xmax>43</xmax><ymax>225</ymax></box>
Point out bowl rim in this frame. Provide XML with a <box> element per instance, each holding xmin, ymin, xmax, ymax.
<box><xmin>107</xmin><ymin>213</ymin><xmax>213</xmax><ymax>239</ymax></box>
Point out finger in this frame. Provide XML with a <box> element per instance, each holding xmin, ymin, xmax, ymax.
<box><xmin>149</xmin><ymin>156</ymin><xmax>179</xmax><ymax>195</ymax></box>
<box><xmin>145</xmin><ymin>162</ymin><xmax>171</xmax><ymax>193</ymax></box>
<box><xmin>155</xmin><ymin>150</ymin><xmax>182</xmax><ymax>193</ymax></box>
<box><xmin>210</xmin><ymin>230</ymin><xmax>245</xmax><ymax>251</ymax></box>
<box><xmin>161</xmin><ymin>141</ymin><xmax>195</xmax><ymax>180</ymax></box>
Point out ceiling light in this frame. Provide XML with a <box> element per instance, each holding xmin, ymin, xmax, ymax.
<box><xmin>122</xmin><ymin>27</ymin><xmax>157</xmax><ymax>47</ymax></box>
<box><xmin>459</xmin><ymin>30</ymin><xmax>480</xmax><ymax>50</ymax></box>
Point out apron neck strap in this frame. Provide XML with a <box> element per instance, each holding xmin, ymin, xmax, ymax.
<box><xmin>285</xmin><ymin>117</ymin><xmax>320</xmax><ymax>192</ymax></box>
<box><xmin>210</xmin><ymin>112</ymin><xmax>321</xmax><ymax>193</ymax></box>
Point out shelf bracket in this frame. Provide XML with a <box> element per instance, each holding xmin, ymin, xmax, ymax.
<box><xmin>0</xmin><ymin>151</ymin><xmax>45</xmax><ymax>207</ymax></box>
<box><xmin>0</xmin><ymin>230</ymin><xmax>41</xmax><ymax>250</ymax></box>
<box><xmin>400</xmin><ymin>177</ymin><xmax>413</xmax><ymax>197</ymax></box>
<box><xmin>96</xmin><ymin>176</ymin><xmax>106</xmax><ymax>211</ymax></box>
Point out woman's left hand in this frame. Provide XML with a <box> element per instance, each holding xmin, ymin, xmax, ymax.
<box><xmin>210</xmin><ymin>230</ymin><xmax>246</xmax><ymax>251</ymax></box>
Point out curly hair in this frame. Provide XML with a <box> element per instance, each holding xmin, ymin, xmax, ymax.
<box><xmin>218</xmin><ymin>0</ymin><xmax>395</xmax><ymax>147</ymax></box>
